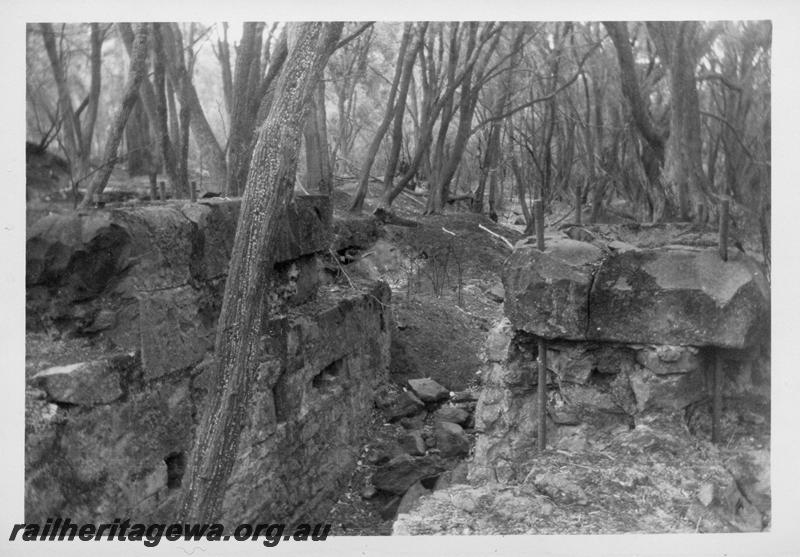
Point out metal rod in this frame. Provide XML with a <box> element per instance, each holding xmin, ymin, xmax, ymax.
<box><xmin>712</xmin><ymin>353</ymin><xmax>723</xmax><ymax>443</ymax></box>
<box><xmin>534</xmin><ymin>199</ymin><xmax>548</xmax><ymax>452</ymax></box>
<box><xmin>533</xmin><ymin>198</ymin><xmax>545</xmax><ymax>251</ymax></box>
<box><xmin>149</xmin><ymin>174</ymin><xmax>158</xmax><ymax>201</ymax></box>
<box><xmin>537</xmin><ymin>338</ymin><xmax>547</xmax><ymax>451</ymax></box>
<box><xmin>718</xmin><ymin>199</ymin><xmax>730</xmax><ymax>261</ymax></box>
<box><xmin>159</xmin><ymin>181</ymin><xmax>167</xmax><ymax>202</ymax></box>
<box><xmin>190</xmin><ymin>180</ymin><xmax>197</xmax><ymax>202</ymax></box>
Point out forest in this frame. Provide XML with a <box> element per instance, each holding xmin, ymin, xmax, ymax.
<box><xmin>23</xmin><ymin>20</ymin><xmax>774</xmax><ymax>538</ymax></box>
<box><xmin>26</xmin><ymin>21</ymin><xmax>771</xmax><ymax>268</ymax></box>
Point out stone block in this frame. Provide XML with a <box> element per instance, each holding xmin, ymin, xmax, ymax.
<box><xmin>138</xmin><ymin>286</ymin><xmax>211</xmax><ymax>380</ymax></box>
<box><xmin>32</xmin><ymin>353</ymin><xmax>136</xmax><ymax>406</ymax></box>
<box><xmin>503</xmin><ymin>239</ymin><xmax>604</xmax><ymax>340</ymax></box>
<box><xmin>589</xmin><ymin>248</ymin><xmax>769</xmax><ymax>348</ymax></box>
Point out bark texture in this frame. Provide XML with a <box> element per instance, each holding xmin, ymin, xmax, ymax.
<box><xmin>179</xmin><ymin>21</ymin><xmax>343</xmax><ymax>524</ymax></box>
<box><xmin>349</xmin><ymin>23</ymin><xmax>414</xmax><ymax>213</ymax></box>
<box><xmin>79</xmin><ymin>24</ymin><xmax>149</xmax><ymax>208</ymax></box>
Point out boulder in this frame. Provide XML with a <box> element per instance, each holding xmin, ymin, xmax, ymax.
<box><xmin>451</xmin><ymin>389</ymin><xmax>479</xmax><ymax>403</ymax></box>
<box><xmin>372</xmin><ymin>454</ymin><xmax>443</xmax><ymax>495</ymax></box>
<box><xmin>635</xmin><ymin>345</ymin><xmax>701</xmax><ymax>375</ymax></box>
<box><xmin>503</xmin><ymin>239</ymin><xmax>604</xmax><ymax>339</ymax></box>
<box><xmin>399</xmin><ymin>411</ymin><xmax>427</xmax><ymax>430</ymax></box>
<box><xmin>407</xmin><ymin>378</ymin><xmax>450</xmax><ymax>402</ymax></box>
<box><xmin>435</xmin><ymin>421</ymin><xmax>470</xmax><ymax>458</ymax></box>
<box><xmin>589</xmin><ymin>248</ymin><xmax>769</xmax><ymax>348</ymax></box>
<box><xmin>26</xmin><ymin>212</ymin><xmax>131</xmax><ymax>295</ymax></box>
<box><xmin>396</xmin><ymin>481</ymin><xmax>432</xmax><ymax>516</ymax></box>
<box><xmin>628</xmin><ymin>365</ymin><xmax>707</xmax><ymax>413</ymax></box>
<box><xmin>32</xmin><ymin>354</ymin><xmax>136</xmax><ymax>406</ymax></box>
<box><xmin>399</xmin><ymin>431</ymin><xmax>427</xmax><ymax>456</ymax></box>
<box><xmin>382</xmin><ymin>391</ymin><xmax>425</xmax><ymax>422</ymax></box>
<box><xmin>434</xmin><ymin>406</ymin><xmax>470</xmax><ymax>426</ymax></box>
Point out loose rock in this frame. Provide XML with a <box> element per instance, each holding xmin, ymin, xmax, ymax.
<box><xmin>372</xmin><ymin>454</ymin><xmax>443</xmax><ymax>495</ymax></box>
<box><xmin>434</xmin><ymin>406</ymin><xmax>470</xmax><ymax>426</ymax></box>
<box><xmin>435</xmin><ymin>421</ymin><xmax>470</xmax><ymax>458</ymax></box>
<box><xmin>407</xmin><ymin>378</ymin><xmax>450</xmax><ymax>403</ymax></box>
<box><xmin>382</xmin><ymin>390</ymin><xmax>425</xmax><ymax>421</ymax></box>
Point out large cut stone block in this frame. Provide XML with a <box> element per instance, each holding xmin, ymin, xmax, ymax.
<box><xmin>588</xmin><ymin>248</ymin><xmax>769</xmax><ymax>348</ymax></box>
<box><xmin>273</xmin><ymin>195</ymin><xmax>332</xmax><ymax>263</ymax></box>
<box><xmin>503</xmin><ymin>238</ymin><xmax>604</xmax><ymax>340</ymax></box>
<box><xmin>139</xmin><ymin>286</ymin><xmax>211</xmax><ymax>380</ymax></box>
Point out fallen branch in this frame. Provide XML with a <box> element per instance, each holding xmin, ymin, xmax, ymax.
<box><xmin>442</xmin><ymin>226</ymin><xmax>457</xmax><ymax>236</ymax></box>
<box><xmin>401</xmin><ymin>190</ymin><xmax>425</xmax><ymax>206</ymax></box>
<box><xmin>478</xmin><ymin>223</ymin><xmax>514</xmax><ymax>250</ymax></box>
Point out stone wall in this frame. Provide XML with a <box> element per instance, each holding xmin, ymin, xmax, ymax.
<box><xmin>471</xmin><ymin>234</ymin><xmax>770</xmax><ymax>483</ymax></box>
<box><xmin>25</xmin><ymin>197</ymin><xmax>391</xmax><ymax>524</ymax></box>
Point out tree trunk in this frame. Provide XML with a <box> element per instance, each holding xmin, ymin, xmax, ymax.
<box><xmin>429</xmin><ymin>24</ymin><xmax>502</xmax><ymax>214</ymax></box>
<box><xmin>179</xmin><ymin>21</ymin><xmax>342</xmax><ymax>524</ymax></box>
<box><xmin>79</xmin><ymin>24</ymin><xmax>150</xmax><ymax>209</ymax></box>
<box><xmin>162</xmin><ymin>23</ymin><xmax>226</xmax><ymax>195</ymax></box>
<box><xmin>79</xmin><ymin>23</ymin><xmax>103</xmax><ymax>169</ymax></box>
<box><xmin>304</xmin><ymin>80</ymin><xmax>333</xmax><ymax>198</ymax></box>
<box><xmin>604</xmin><ymin>21</ymin><xmax>678</xmax><ymax>220</ymax></box>
<box><xmin>648</xmin><ymin>21</ymin><xmax>710</xmax><ymax>221</ymax></box>
<box><xmin>379</xmin><ymin>23</ymin><xmax>495</xmax><ymax>211</ymax></box>
<box><xmin>124</xmin><ymin>101</ymin><xmax>153</xmax><ymax>176</ymax></box>
<box><xmin>383</xmin><ymin>23</ymin><xmax>428</xmax><ymax>193</ymax></box>
<box><xmin>226</xmin><ymin>22</ymin><xmax>263</xmax><ymax>196</ymax></box>
<box><xmin>117</xmin><ymin>23</ymin><xmax>169</xmax><ymax>182</ymax></box>
<box><xmin>152</xmin><ymin>23</ymin><xmax>180</xmax><ymax>194</ymax></box>
<box><xmin>349</xmin><ymin>24</ymin><xmax>413</xmax><ymax>213</ymax></box>
<box><xmin>215</xmin><ymin>22</ymin><xmax>233</xmax><ymax>115</ymax></box>
<box><xmin>474</xmin><ymin>29</ymin><xmax>523</xmax><ymax>214</ymax></box>
<box><xmin>40</xmin><ymin>23</ymin><xmax>85</xmax><ymax>185</ymax></box>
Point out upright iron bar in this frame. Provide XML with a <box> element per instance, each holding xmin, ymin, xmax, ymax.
<box><xmin>712</xmin><ymin>354</ymin><xmax>723</xmax><ymax>444</ymax></box>
<box><xmin>712</xmin><ymin>198</ymin><xmax>730</xmax><ymax>443</ymax></box>
<box><xmin>718</xmin><ymin>198</ymin><xmax>730</xmax><ymax>262</ymax></box>
<box><xmin>533</xmin><ymin>197</ymin><xmax>547</xmax><ymax>451</ymax></box>
<box><xmin>149</xmin><ymin>174</ymin><xmax>158</xmax><ymax>201</ymax></box>
<box><xmin>534</xmin><ymin>198</ymin><xmax>545</xmax><ymax>251</ymax></box>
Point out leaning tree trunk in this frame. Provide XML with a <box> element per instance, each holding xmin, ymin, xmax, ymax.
<box><xmin>349</xmin><ymin>24</ymin><xmax>413</xmax><ymax>213</ymax></box>
<box><xmin>124</xmin><ymin>102</ymin><xmax>154</xmax><ymax>177</ymax></box>
<box><xmin>303</xmin><ymin>80</ymin><xmax>333</xmax><ymax>198</ymax></box>
<box><xmin>382</xmin><ymin>25</ymin><xmax>426</xmax><ymax>192</ymax></box>
<box><xmin>179</xmin><ymin>21</ymin><xmax>343</xmax><ymax>524</ymax></box>
<box><xmin>79</xmin><ymin>24</ymin><xmax>150</xmax><ymax>209</ymax></box>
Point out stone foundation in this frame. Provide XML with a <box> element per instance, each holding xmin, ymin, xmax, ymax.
<box><xmin>25</xmin><ymin>197</ymin><xmax>391</xmax><ymax>523</ymax></box>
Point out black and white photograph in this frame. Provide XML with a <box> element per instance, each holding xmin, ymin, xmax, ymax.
<box><xmin>4</xmin><ymin>1</ymin><xmax>799</xmax><ymax>555</ymax></box>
